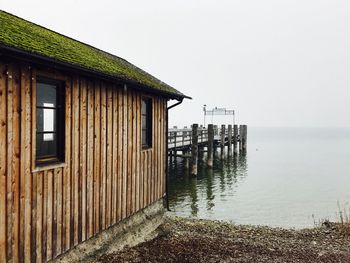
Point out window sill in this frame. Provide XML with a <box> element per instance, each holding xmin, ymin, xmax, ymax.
<box><xmin>32</xmin><ymin>162</ymin><xmax>66</xmax><ymax>173</ymax></box>
<box><xmin>142</xmin><ymin>147</ymin><xmax>153</xmax><ymax>152</ymax></box>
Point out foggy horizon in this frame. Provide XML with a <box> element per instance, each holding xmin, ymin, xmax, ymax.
<box><xmin>1</xmin><ymin>0</ymin><xmax>349</xmax><ymax>128</ymax></box>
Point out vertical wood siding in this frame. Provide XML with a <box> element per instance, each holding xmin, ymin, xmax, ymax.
<box><xmin>0</xmin><ymin>61</ymin><xmax>167</xmax><ymax>263</ymax></box>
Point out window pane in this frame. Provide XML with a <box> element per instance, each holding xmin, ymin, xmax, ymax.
<box><xmin>141</xmin><ymin>100</ymin><xmax>146</xmax><ymax>115</ymax></box>
<box><xmin>37</xmin><ymin>83</ymin><xmax>57</xmax><ymax>107</ymax></box>
<box><xmin>44</xmin><ymin>107</ymin><xmax>55</xmax><ymax>133</ymax></box>
<box><xmin>142</xmin><ymin>115</ymin><xmax>147</xmax><ymax>130</ymax></box>
<box><xmin>36</xmin><ymin>108</ymin><xmax>56</xmax><ymax>133</ymax></box>
<box><xmin>36</xmin><ymin>108</ymin><xmax>44</xmax><ymax>132</ymax></box>
<box><xmin>44</xmin><ymin>133</ymin><xmax>54</xmax><ymax>141</ymax></box>
<box><xmin>36</xmin><ymin>133</ymin><xmax>57</xmax><ymax>158</ymax></box>
<box><xmin>142</xmin><ymin>130</ymin><xmax>147</xmax><ymax>146</ymax></box>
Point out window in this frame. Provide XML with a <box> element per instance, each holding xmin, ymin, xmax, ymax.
<box><xmin>36</xmin><ymin>77</ymin><xmax>65</xmax><ymax>165</ymax></box>
<box><xmin>141</xmin><ymin>97</ymin><xmax>152</xmax><ymax>148</ymax></box>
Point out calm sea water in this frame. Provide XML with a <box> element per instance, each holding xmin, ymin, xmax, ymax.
<box><xmin>167</xmin><ymin>127</ymin><xmax>350</xmax><ymax>229</ymax></box>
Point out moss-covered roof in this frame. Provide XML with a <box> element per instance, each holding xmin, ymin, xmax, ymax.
<box><xmin>0</xmin><ymin>10</ymin><xmax>187</xmax><ymax>99</ymax></box>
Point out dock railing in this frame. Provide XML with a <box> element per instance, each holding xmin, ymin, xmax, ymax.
<box><xmin>168</xmin><ymin>126</ymin><xmax>209</xmax><ymax>149</ymax></box>
<box><xmin>168</xmin><ymin>124</ymin><xmax>247</xmax><ymax>176</ymax></box>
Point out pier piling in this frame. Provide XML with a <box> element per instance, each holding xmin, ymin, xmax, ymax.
<box><xmin>207</xmin><ymin>124</ymin><xmax>214</xmax><ymax>167</ymax></box>
<box><xmin>233</xmin><ymin>124</ymin><xmax>238</xmax><ymax>154</ymax></box>
<box><xmin>221</xmin><ymin>124</ymin><xmax>226</xmax><ymax>158</ymax></box>
<box><xmin>239</xmin><ymin>125</ymin><xmax>244</xmax><ymax>152</ymax></box>
<box><xmin>242</xmin><ymin>125</ymin><xmax>248</xmax><ymax>152</ymax></box>
<box><xmin>228</xmin><ymin>124</ymin><xmax>232</xmax><ymax>153</ymax></box>
<box><xmin>191</xmin><ymin>124</ymin><xmax>199</xmax><ymax>176</ymax></box>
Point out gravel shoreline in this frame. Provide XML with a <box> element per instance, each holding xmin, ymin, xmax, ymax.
<box><xmin>94</xmin><ymin>217</ymin><xmax>350</xmax><ymax>262</ymax></box>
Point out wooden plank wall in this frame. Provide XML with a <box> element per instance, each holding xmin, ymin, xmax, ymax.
<box><xmin>0</xmin><ymin>60</ymin><xmax>167</xmax><ymax>263</ymax></box>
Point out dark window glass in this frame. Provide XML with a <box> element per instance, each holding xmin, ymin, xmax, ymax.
<box><xmin>37</xmin><ymin>83</ymin><xmax>57</xmax><ymax>107</ymax></box>
<box><xmin>36</xmin><ymin>78</ymin><xmax>65</xmax><ymax>165</ymax></box>
<box><xmin>141</xmin><ymin>97</ymin><xmax>152</xmax><ymax>148</ymax></box>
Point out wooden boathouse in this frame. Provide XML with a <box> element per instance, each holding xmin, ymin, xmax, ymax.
<box><xmin>0</xmin><ymin>11</ymin><xmax>189</xmax><ymax>262</ymax></box>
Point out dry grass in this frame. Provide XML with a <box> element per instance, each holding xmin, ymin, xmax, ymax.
<box><xmin>336</xmin><ymin>201</ymin><xmax>350</xmax><ymax>235</ymax></box>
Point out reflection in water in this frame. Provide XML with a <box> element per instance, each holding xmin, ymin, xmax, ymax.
<box><xmin>168</xmin><ymin>148</ymin><xmax>248</xmax><ymax>217</ymax></box>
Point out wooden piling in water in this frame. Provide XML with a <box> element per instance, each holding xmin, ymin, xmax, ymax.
<box><xmin>173</xmin><ymin>131</ymin><xmax>177</xmax><ymax>158</ymax></box>
<box><xmin>207</xmin><ymin>124</ymin><xmax>214</xmax><ymax>167</ymax></box>
<box><xmin>233</xmin><ymin>124</ymin><xmax>238</xmax><ymax>154</ymax></box>
<box><xmin>169</xmin><ymin>149</ymin><xmax>173</xmax><ymax>163</ymax></box>
<box><xmin>183</xmin><ymin>150</ymin><xmax>190</xmax><ymax>169</ymax></box>
<box><xmin>191</xmin><ymin>124</ymin><xmax>199</xmax><ymax>176</ymax></box>
<box><xmin>242</xmin><ymin>125</ymin><xmax>248</xmax><ymax>152</ymax></box>
<box><xmin>221</xmin><ymin>125</ymin><xmax>226</xmax><ymax>147</ymax></box>
<box><xmin>228</xmin><ymin>124</ymin><xmax>232</xmax><ymax>153</ymax></box>
<box><xmin>239</xmin><ymin>125</ymin><xmax>243</xmax><ymax>152</ymax></box>
<box><xmin>221</xmin><ymin>124</ymin><xmax>225</xmax><ymax>158</ymax></box>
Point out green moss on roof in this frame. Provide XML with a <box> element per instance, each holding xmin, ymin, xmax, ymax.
<box><xmin>0</xmin><ymin>10</ymin><xmax>186</xmax><ymax>98</ymax></box>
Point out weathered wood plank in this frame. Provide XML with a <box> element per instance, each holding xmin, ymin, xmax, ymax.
<box><xmin>25</xmin><ymin>67</ymin><xmax>32</xmax><ymax>263</ymax></box>
<box><xmin>160</xmin><ymin>99</ymin><xmax>164</xmax><ymax>197</ymax></box>
<box><xmin>86</xmin><ymin>80</ymin><xmax>94</xmax><ymax>238</ymax></box>
<box><xmin>117</xmin><ymin>88</ymin><xmax>123</xmax><ymax>221</ymax></box>
<box><xmin>160</xmin><ymin>99</ymin><xmax>164</xmax><ymax>198</ymax></box>
<box><xmin>141</xmin><ymin>151</ymin><xmax>145</xmax><ymax>209</ymax></box>
<box><xmin>100</xmin><ymin>84</ymin><xmax>107</xmax><ymax>229</ymax></box>
<box><xmin>106</xmin><ymin>87</ymin><xmax>113</xmax><ymax>226</ymax></box>
<box><xmin>42</xmin><ymin>170</ymin><xmax>48</xmax><ymax>262</ymax></box>
<box><xmin>79</xmin><ymin>79</ymin><xmax>87</xmax><ymax>241</ymax></box>
<box><xmin>151</xmin><ymin>97</ymin><xmax>156</xmax><ymax>203</ymax></box>
<box><xmin>132</xmin><ymin>92</ymin><xmax>137</xmax><ymax>214</ymax></box>
<box><xmin>122</xmin><ymin>86</ymin><xmax>127</xmax><ymax>219</ymax></box>
<box><xmin>52</xmin><ymin>169</ymin><xmax>58</xmax><ymax>258</ymax></box>
<box><xmin>93</xmin><ymin>80</ymin><xmax>101</xmax><ymax>233</ymax></box>
<box><xmin>56</xmin><ymin>167</ymin><xmax>63</xmax><ymax>257</ymax></box>
<box><xmin>36</xmin><ymin>172</ymin><xmax>43</xmax><ymax>263</ymax></box>
<box><xmin>111</xmin><ymin>87</ymin><xmax>118</xmax><ymax>224</ymax></box>
<box><xmin>30</xmin><ymin>171</ymin><xmax>38</xmax><ymax>262</ymax></box>
<box><xmin>147</xmin><ymin>149</ymin><xmax>151</xmax><ymax>205</ymax></box>
<box><xmin>11</xmin><ymin>64</ymin><xmax>20</xmax><ymax>263</ymax></box>
<box><xmin>144</xmin><ymin>153</ymin><xmax>147</xmax><ymax>206</ymax></box>
<box><xmin>153</xmin><ymin>97</ymin><xmax>158</xmax><ymax>201</ymax></box>
<box><xmin>63</xmin><ymin>77</ymin><xmax>72</xmax><ymax>251</ymax></box>
<box><xmin>47</xmin><ymin>170</ymin><xmax>54</xmax><ymax>261</ymax></box>
<box><xmin>159</xmin><ymin>100</ymin><xmax>163</xmax><ymax>196</ymax></box>
<box><xmin>162</xmin><ymin>99</ymin><xmax>166</xmax><ymax>194</ymax></box>
<box><xmin>126</xmin><ymin>91</ymin><xmax>131</xmax><ymax>216</ymax></box>
<box><xmin>135</xmin><ymin>93</ymin><xmax>140</xmax><ymax>211</ymax></box>
<box><xmin>72</xmin><ymin>77</ymin><xmax>80</xmax><ymax>246</ymax></box>
<box><xmin>19</xmin><ymin>64</ymin><xmax>32</xmax><ymax>263</ymax></box>
<box><xmin>157</xmin><ymin>98</ymin><xmax>161</xmax><ymax>199</ymax></box>
<box><xmin>139</xmin><ymin>96</ymin><xmax>144</xmax><ymax>209</ymax></box>
<box><xmin>30</xmin><ymin>69</ymin><xmax>37</xmax><ymax>263</ymax></box>
<box><xmin>0</xmin><ymin>63</ymin><xmax>7</xmax><ymax>263</ymax></box>
<box><xmin>6</xmin><ymin>64</ymin><xmax>13</xmax><ymax>263</ymax></box>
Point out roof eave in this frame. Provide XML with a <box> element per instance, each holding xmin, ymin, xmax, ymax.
<box><xmin>0</xmin><ymin>44</ymin><xmax>191</xmax><ymax>101</ymax></box>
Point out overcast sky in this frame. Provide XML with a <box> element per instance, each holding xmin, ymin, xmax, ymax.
<box><xmin>1</xmin><ymin>0</ymin><xmax>349</xmax><ymax>127</ymax></box>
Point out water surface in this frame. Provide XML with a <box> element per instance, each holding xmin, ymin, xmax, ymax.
<box><xmin>168</xmin><ymin>127</ymin><xmax>350</xmax><ymax>228</ymax></box>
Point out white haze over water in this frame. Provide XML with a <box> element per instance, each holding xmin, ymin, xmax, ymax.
<box><xmin>1</xmin><ymin>0</ymin><xmax>349</xmax><ymax>127</ymax></box>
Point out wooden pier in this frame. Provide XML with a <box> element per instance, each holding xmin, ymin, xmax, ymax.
<box><xmin>168</xmin><ymin>124</ymin><xmax>247</xmax><ymax>176</ymax></box>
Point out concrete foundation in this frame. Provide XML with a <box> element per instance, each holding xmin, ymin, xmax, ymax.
<box><xmin>52</xmin><ymin>199</ymin><xmax>165</xmax><ymax>262</ymax></box>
